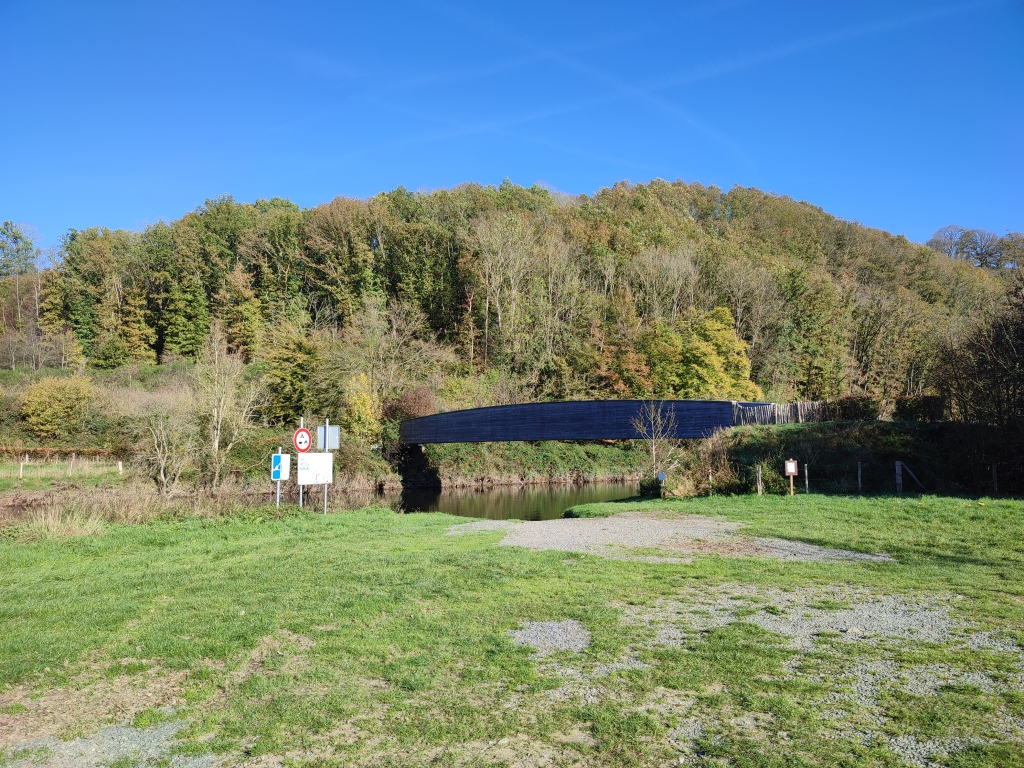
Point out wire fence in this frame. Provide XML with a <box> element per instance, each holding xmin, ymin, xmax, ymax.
<box><xmin>0</xmin><ymin>455</ymin><xmax>123</xmax><ymax>480</ymax></box>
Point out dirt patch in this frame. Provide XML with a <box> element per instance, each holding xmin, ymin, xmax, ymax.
<box><xmin>449</xmin><ymin>512</ymin><xmax>893</xmax><ymax>563</ymax></box>
<box><xmin>0</xmin><ymin>665</ymin><xmax>186</xmax><ymax>748</ymax></box>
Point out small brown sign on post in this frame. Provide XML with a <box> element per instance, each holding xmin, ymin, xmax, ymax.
<box><xmin>785</xmin><ymin>458</ymin><xmax>798</xmax><ymax>496</ymax></box>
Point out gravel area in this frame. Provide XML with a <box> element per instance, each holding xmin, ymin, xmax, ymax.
<box><xmin>509</xmin><ymin>620</ymin><xmax>591</xmax><ymax>657</ymax></box>
<box><xmin>448</xmin><ymin>513</ymin><xmax>893</xmax><ymax>563</ymax></box>
<box><xmin>5</xmin><ymin>721</ymin><xmax>219</xmax><ymax>768</ymax></box>
<box><xmin>886</xmin><ymin>735</ymin><xmax>978</xmax><ymax>768</ymax></box>
<box><xmin>630</xmin><ymin>584</ymin><xmax>955</xmax><ymax>649</ymax></box>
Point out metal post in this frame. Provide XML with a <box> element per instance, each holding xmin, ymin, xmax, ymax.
<box><xmin>276</xmin><ymin>446</ymin><xmax>282</xmax><ymax>508</ymax></box>
<box><xmin>756</xmin><ymin>464</ymin><xmax>763</xmax><ymax>496</ymax></box>
<box><xmin>804</xmin><ymin>464</ymin><xmax>809</xmax><ymax>494</ymax></box>
<box><xmin>324</xmin><ymin>418</ymin><xmax>329</xmax><ymax>514</ymax></box>
<box><xmin>857</xmin><ymin>461</ymin><xmax>862</xmax><ymax>493</ymax></box>
<box><xmin>895</xmin><ymin>461</ymin><xmax>903</xmax><ymax>494</ymax></box>
<box><xmin>298</xmin><ymin>418</ymin><xmax>304</xmax><ymax>508</ymax></box>
<box><xmin>992</xmin><ymin>463</ymin><xmax>998</xmax><ymax>495</ymax></box>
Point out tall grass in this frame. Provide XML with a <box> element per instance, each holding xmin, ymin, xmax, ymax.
<box><xmin>11</xmin><ymin>485</ymin><xmax>288</xmax><ymax>541</ymax></box>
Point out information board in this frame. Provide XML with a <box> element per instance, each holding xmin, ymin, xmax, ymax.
<box><xmin>297</xmin><ymin>452</ymin><xmax>333</xmax><ymax>485</ymax></box>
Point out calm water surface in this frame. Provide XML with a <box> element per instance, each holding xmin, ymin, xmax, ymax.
<box><xmin>330</xmin><ymin>482</ymin><xmax>640</xmax><ymax>520</ymax></box>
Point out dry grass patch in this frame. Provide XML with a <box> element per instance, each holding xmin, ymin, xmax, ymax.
<box><xmin>0</xmin><ymin>664</ymin><xmax>186</xmax><ymax>748</ymax></box>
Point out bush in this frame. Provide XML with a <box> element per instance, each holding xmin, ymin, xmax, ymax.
<box><xmin>832</xmin><ymin>395</ymin><xmax>880</xmax><ymax>422</ymax></box>
<box><xmin>20</xmin><ymin>376</ymin><xmax>97</xmax><ymax>439</ymax></box>
<box><xmin>893</xmin><ymin>396</ymin><xmax>944</xmax><ymax>422</ymax></box>
<box><xmin>383</xmin><ymin>386</ymin><xmax>438</xmax><ymax>422</ymax></box>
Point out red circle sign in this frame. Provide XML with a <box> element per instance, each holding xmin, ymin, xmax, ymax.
<box><xmin>293</xmin><ymin>428</ymin><xmax>312</xmax><ymax>453</ymax></box>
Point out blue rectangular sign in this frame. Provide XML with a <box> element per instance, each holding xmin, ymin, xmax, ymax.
<box><xmin>271</xmin><ymin>453</ymin><xmax>290</xmax><ymax>481</ymax></box>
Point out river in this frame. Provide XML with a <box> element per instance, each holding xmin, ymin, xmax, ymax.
<box><xmin>327</xmin><ymin>482</ymin><xmax>640</xmax><ymax>521</ymax></box>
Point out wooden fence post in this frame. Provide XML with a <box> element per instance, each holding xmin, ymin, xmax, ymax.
<box><xmin>756</xmin><ymin>465</ymin><xmax>763</xmax><ymax>496</ymax></box>
<box><xmin>804</xmin><ymin>464</ymin><xmax>809</xmax><ymax>493</ymax></box>
<box><xmin>895</xmin><ymin>461</ymin><xmax>903</xmax><ymax>494</ymax></box>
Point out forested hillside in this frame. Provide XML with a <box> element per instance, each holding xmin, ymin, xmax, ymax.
<box><xmin>0</xmin><ymin>180</ymin><xmax>1015</xmax><ymax>428</ymax></box>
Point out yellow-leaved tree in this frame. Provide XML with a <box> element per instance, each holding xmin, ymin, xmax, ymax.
<box><xmin>340</xmin><ymin>373</ymin><xmax>382</xmax><ymax>441</ymax></box>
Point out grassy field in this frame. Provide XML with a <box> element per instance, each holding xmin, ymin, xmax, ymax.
<box><xmin>1</xmin><ymin>495</ymin><xmax>1023</xmax><ymax>766</ymax></box>
<box><xmin>0</xmin><ymin>460</ymin><xmax>125</xmax><ymax>493</ymax></box>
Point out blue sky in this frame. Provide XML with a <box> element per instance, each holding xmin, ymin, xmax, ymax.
<box><xmin>2</xmin><ymin>0</ymin><xmax>1021</xmax><ymax>248</ymax></box>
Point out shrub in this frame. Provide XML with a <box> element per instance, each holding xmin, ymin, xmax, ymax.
<box><xmin>20</xmin><ymin>376</ymin><xmax>97</xmax><ymax>439</ymax></box>
<box><xmin>832</xmin><ymin>395</ymin><xmax>880</xmax><ymax>422</ymax></box>
<box><xmin>383</xmin><ymin>386</ymin><xmax>438</xmax><ymax>422</ymax></box>
<box><xmin>893</xmin><ymin>395</ymin><xmax>945</xmax><ymax>422</ymax></box>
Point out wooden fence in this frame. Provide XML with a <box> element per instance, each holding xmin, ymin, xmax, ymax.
<box><xmin>732</xmin><ymin>400</ymin><xmax>833</xmax><ymax>426</ymax></box>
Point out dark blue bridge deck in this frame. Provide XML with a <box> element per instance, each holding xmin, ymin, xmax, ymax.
<box><xmin>398</xmin><ymin>400</ymin><xmax>758</xmax><ymax>443</ymax></box>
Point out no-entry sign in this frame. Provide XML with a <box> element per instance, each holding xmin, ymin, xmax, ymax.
<box><xmin>293</xmin><ymin>427</ymin><xmax>312</xmax><ymax>453</ymax></box>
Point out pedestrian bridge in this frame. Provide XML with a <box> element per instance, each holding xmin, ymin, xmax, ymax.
<box><xmin>398</xmin><ymin>399</ymin><xmax>800</xmax><ymax>444</ymax></box>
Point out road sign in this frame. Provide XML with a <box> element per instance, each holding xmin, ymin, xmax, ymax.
<box><xmin>271</xmin><ymin>453</ymin><xmax>291</xmax><ymax>481</ymax></box>
<box><xmin>317</xmin><ymin>424</ymin><xmax>341</xmax><ymax>450</ymax></box>
<box><xmin>293</xmin><ymin>428</ymin><xmax>312</xmax><ymax>453</ymax></box>
<box><xmin>298</xmin><ymin>452</ymin><xmax>333</xmax><ymax>485</ymax></box>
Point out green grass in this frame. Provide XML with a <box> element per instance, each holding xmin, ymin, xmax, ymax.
<box><xmin>0</xmin><ymin>460</ymin><xmax>125</xmax><ymax>492</ymax></box>
<box><xmin>1</xmin><ymin>495</ymin><xmax>1023</xmax><ymax>766</ymax></box>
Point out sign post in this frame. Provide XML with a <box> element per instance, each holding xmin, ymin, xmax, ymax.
<box><xmin>271</xmin><ymin>447</ymin><xmax>291</xmax><ymax>508</ymax></box>
<box><xmin>315</xmin><ymin>418</ymin><xmax>340</xmax><ymax>514</ymax></box>
<box><xmin>785</xmin><ymin>459</ymin><xmax>798</xmax><ymax>496</ymax></box>
<box><xmin>294</xmin><ymin>419</ymin><xmax>312</xmax><ymax>507</ymax></box>
<box><xmin>297</xmin><ymin>451</ymin><xmax>333</xmax><ymax>514</ymax></box>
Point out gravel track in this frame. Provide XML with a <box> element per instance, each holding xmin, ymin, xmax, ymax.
<box><xmin>448</xmin><ymin>512</ymin><xmax>893</xmax><ymax>563</ymax></box>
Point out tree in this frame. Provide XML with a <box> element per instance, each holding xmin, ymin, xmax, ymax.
<box><xmin>339</xmin><ymin>373</ymin><xmax>382</xmax><ymax>441</ymax></box>
<box><xmin>192</xmin><ymin>329</ymin><xmax>264</xmax><ymax>487</ymax></box>
<box><xmin>937</xmin><ymin>273</ymin><xmax>1024</xmax><ymax>437</ymax></box>
<box><xmin>631</xmin><ymin>399</ymin><xmax>681</xmax><ymax>479</ymax></box>
<box><xmin>142</xmin><ymin>394</ymin><xmax>196</xmax><ymax>495</ymax></box>
<box><xmin>1002</xmin><ymin>233</ymin><xmax>1024</xmax><ymax>270</ymax></box>
<box><xmin>959</xmin><ymin>229</ymin><xmax>1004</xmax><ymax>269</ymax></box>
<box><xmin>311</xmin><ymin>294</ymin><xmax>453</xmax><ymax>412</ymax></box>
<box><xmin>0</xmin><ymin>222</ymin><xmax>36</xmax><ymax>331</ymax></box>
<box><xmin>160</xmin><ymin>277</ymin><xmax>209</xmax><ymax>359</ymax></box>
<box><xmin>927</xmin><ymin>225</ymin><xmax>966</xmax><ymax>260</ymax></box>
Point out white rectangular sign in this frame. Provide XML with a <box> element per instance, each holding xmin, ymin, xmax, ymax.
<box><xmin>297</xmin><ymin>452</ymin><xmax>333</xmax><ymax>485</ymax></box>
